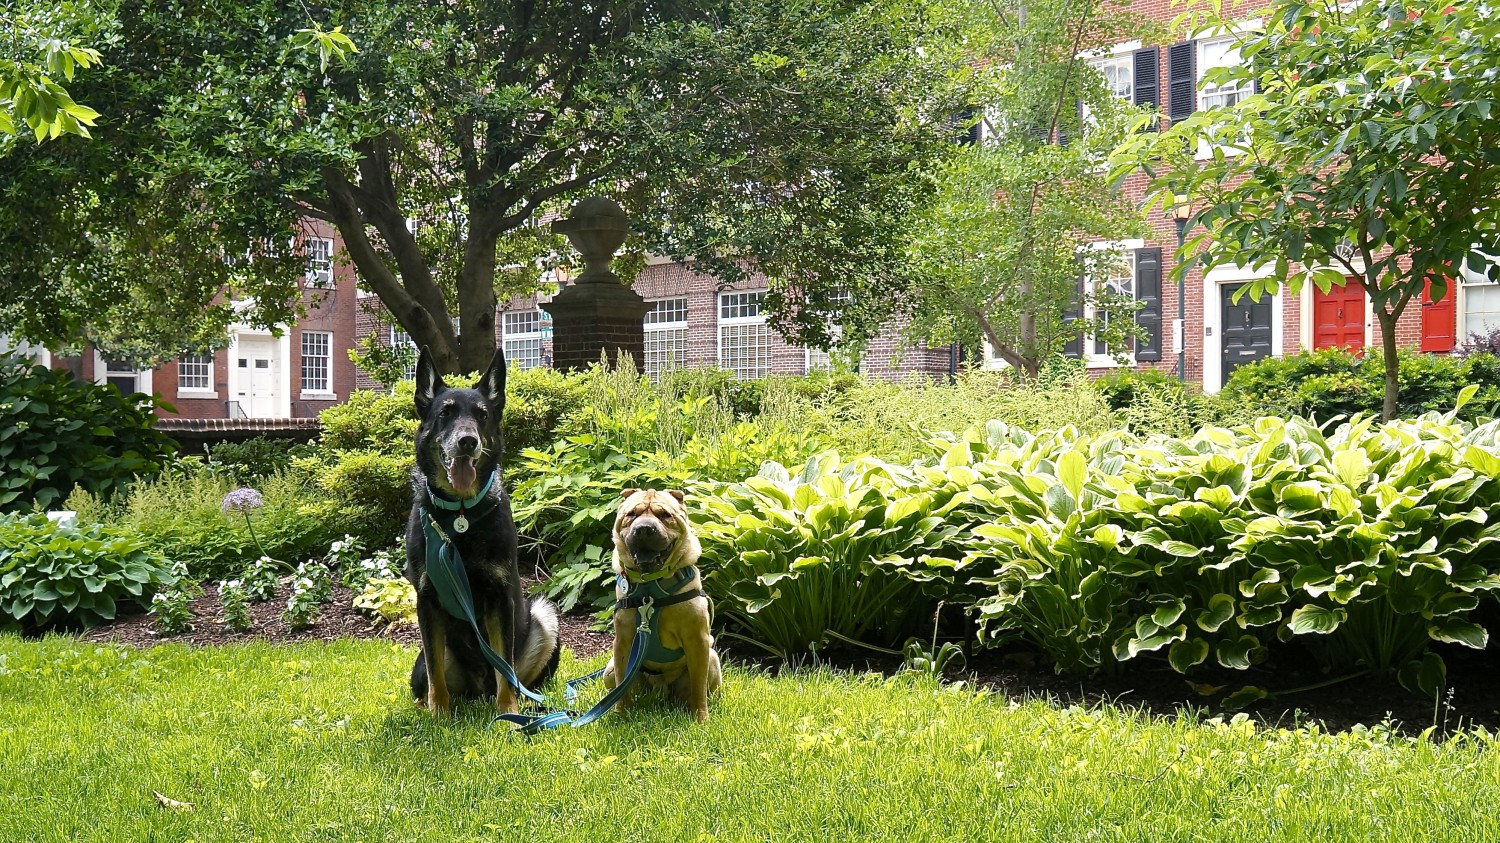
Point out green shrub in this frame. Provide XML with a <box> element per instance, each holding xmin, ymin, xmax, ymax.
<box><xmin>207</xmin><ymin>436</ymin><xmax>305</xmax><ymax>483</ymax></box>
<box><xmin>0</xmin><ymin>357</ymin><xmax>177</xmax><ymax>511</ymax></box>
<box><xmin>515</xmin><ymin>359</ymin><xmax>831</xmax><ymax>611</ymax></box>
<box><xmin>953</xmin><ymin>407</ymin><xmax>1500</xmax><ymax>685</ymax></box>
<box><xmin>318</xmin><ymin>368</ymin><xmax>586</xmax><ymax>464</ymax></box>
<box><xmin>814</xmin><ymin>367</ymin><xmax>1122</xmax><ymax>462</ymax></box>
<box><xmin>0</xmin><ymin>513</ymin><xmax>174</xmax><ymax>633</ymax></box>
<box><xmin>292</xmin><ymin>449</ymin><xmax>413</xmax><ymax>549</ymax></box>
<box><xmin>1096</xmin><ymin>369</ymin><xmax>1235</xmax><ymax>436</ymax></box>
<box><xmin>68</xmin><ymin>470</ymin><xmax>340</xmax><ymax>582</ymax></box>
<box><xmin>1221</xmin><ymin>349</ymin><xmax>1500</xmax><ymax>422</ymax></box>
<box><xmin>694</xmin><ymin>452</ymin><xmax>982</xmax><ymax>657</ymax></box>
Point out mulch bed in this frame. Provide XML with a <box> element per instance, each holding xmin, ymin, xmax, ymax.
<box><xmin>78</xmin><ymin>581</ymin><xmax>613</xmax><ymax>659</ymax></box>
<box><xmin>74</xmin><ymin>587</ymin><xmax>1500</xmax><ymax>736</ymax></box>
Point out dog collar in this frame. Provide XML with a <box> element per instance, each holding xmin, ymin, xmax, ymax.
<box><xmin>426</xmin><ymin>469</ymin><xmax>498</xmax><ymax>534</ymax></box>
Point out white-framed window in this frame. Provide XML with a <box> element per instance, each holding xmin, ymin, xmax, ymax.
<box><xmin>643</xmin><ymin>297</ymin><xmax>689</xmax><ymax>378</ymax></box>
<box><xmin>391</xmin><ymin>327</ymin><xmax>418</xmax><ymax>379</ymax></box>
<box><xmin>1198</xmin><ymin>37</ymin><xmax>1251</xmax><ymax>111</ymax></box>
<box><xmin>300</xmin><ymin>331</ymin><xmax>333</xmax><ymax>393</ymax></box>
<box><xmin>805</xmin><ymin>290</ymin><xmax>853</xmax><ymax>373</ymax></box>
<box><xmin>178</xmin><ymin>353</ymin><xmax>214</xmax><ymax>392</ymax></box>
<box><xmin>503</xmin><ymin>309</ymin><xmax>544</xmax><ymax>370</ymax></box>
<box><xmin>1461</xmin><ymin>259</ymin><xmax>1500</xmax><ymax>342</ymax></box>
<box><xmin>304</xmin><ymin>237</ymin><xmax>334</xmax><ymax>288</ymax></box>
<box><xmin>1078</xmin><ymin>241</ymin><xmax>1143</xmax><ymax>368</ymax></box>
<box><xmin>718</xmin><ymin>290</ymin><xmax>771</xmax><ymax>380</ymax></box>
<box><xmin>1081</xmin><ymin>53</ymin><xmax>1134</xmax><ymax>131</ymax></box>
<box><xmin>102</xmin><ymin>357</ymin><xmax>142</xmax><ymax>396</ymax></box>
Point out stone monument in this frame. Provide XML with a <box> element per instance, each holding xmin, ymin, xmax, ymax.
<box><xmin>541</xmin><ymin>196</ymin><xmax>648</xmax><ymax>372</ymax></box>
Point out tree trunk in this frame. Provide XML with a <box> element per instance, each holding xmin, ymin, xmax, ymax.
<box><xmin>1375</xmin><ymin>306</ymin><xmax>1400</xmax><ymax>422</ymax></box>
<box><xmin>456</xmin><ymin>233</ymin><xmax>499</xmax><ymax>375</ymax></box>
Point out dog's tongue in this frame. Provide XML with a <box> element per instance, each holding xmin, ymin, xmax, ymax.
<box><xmin>448</xmin><ymin>456</ymin><xmax>477</xmax><ymax>496</ymax></box>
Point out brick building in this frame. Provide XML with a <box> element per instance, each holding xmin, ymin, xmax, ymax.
<box><xmin>354</xmin><ymin>256</ymin><xmax>957</xmax><ymax>391</ymax></box>
<box><xmin>1065</xmin><ymin>2</ymin><xmax>1481</xmax><ymax>392</ymax></box>
<box><xmin>6</xmin><ymin>220</ymin><xmax>362</xmax><ymax>420</ymax></box>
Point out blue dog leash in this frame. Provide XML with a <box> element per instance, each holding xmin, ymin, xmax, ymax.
<box><xmin>494</xmin><ymin>567</ymin><xmax>707</xmax><ymax>735</ymax></box>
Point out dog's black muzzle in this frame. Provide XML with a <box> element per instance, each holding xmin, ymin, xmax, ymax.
<box><xmin>627</xmin><ymin>522</ymin><xmax>676</xmax><ymax>573</ymax></box>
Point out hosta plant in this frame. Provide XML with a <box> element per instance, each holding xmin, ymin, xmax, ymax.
<box><xmin>0</xmin><ymin>513</ymin><xmax>173</xmax><ymax>633</ymax></box>
<box><xmin>694</xmin><ymin>451</ymin><xmax>978</xmax><ymax>658</ymax></box>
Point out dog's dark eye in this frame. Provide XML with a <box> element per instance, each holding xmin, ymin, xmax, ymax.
<box><xmin>439</xmin><ymin>404</ymin><xmax>453</xmax><ymax>417</ymax></box>
<box><xmin>659</xmin><ymin>511</ymin><xmax>673</xmax><ymax>521</ymax></box>
<box><xmin>475</xmin><ymin>407</ymin><xmax>488</xmax><ymax>421</ymax></box>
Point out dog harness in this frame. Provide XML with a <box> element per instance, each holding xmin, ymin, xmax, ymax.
<box><xmin>615</xmin><ymin>566</ymin><xmax>708</xmax><ymax>665</ymax></box>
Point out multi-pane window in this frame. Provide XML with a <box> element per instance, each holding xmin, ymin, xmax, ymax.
<box><xmin>1462</xmin><ymin>257</ymin><xmax>1500</xmax><ymax>341</ymax></box>
<box><xmin>304</xmin><ymin>237</ymin><xmax>334</xmax><ymax>287</ymax></box>
<box><xmin>1198</xmin><ymin>38</ymin><xmax>1251</xmax><ymax>111</ymax></box>
<box><xmin>643</xmin><ymin>297</ymin><xmax>689</xmax><ymax>378</ymax></box>
<box><xmin>1090</xmin><ymin>251</ymin><xmax>1136</xmax><ymax>357</ymax></box>
<box><xmin>718</xmin><ymin>291</ymin><xmax>771</xmax><ymax>380</ymax></box>
<box><xmin>391</xmin><ymin>327</ymin><xmax>418</xmax><ymax>379</ymax></box>
<box><xmin>178</xmin><ymin>353</ymin><xmax>213</xmax><ymax>391</ymax></box>
<box><xmin>103</xmin><ymin>357</ymin><xmax>140</xmax><ymax>396</ymax></box>
<box><xmin>805</xmin><ymin>290</ymin><xmax>853</xmax><ymax>373</ymax></box>
<box><xmin>301</xmin><ymin>331</ymin><xmax>332</xmax><ymax>392</ymax></box>
<box><xmin>503</xmin><ymin>309</ymin><xmax>544</xmax><ymax>370</ymax></box>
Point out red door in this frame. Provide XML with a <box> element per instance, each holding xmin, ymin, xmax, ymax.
<box><xmin>1421</xmin><ymin>278</ymin><xmax>1456</xmax><ymax>353</ymax></box>
<box><xmin>1313</xmin><ymin>277</ymin><xmax>1366</xmax><ymax>352</ymax></box>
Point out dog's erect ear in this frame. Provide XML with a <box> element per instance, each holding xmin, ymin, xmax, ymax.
<box><xmin>620</xmin><ymin>488</ymin><xmax>641</xmax><ymax>499</ymax></box>
<box><xmin>415</xmin><ymin>346</ymin><xmax>445</xmax><ymax>416</ymax></box>
<box><xmin>666</xmin><ymin>489</ymin><xmax>686</xmax><ymax>503</ymax></box>
<box><xmin>477</xmin><ymin>346</ymin><xmax>506</xmax><ymax>410</ymax></box>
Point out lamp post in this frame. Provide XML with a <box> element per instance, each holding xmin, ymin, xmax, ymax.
<box><xmin>1169</xmin><ymin>197</ymin><xmax>1192</xmax><ymax>383</ymax></box>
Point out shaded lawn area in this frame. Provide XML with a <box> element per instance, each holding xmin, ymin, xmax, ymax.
<box><xmin>2</xmin><ymin>636</ymin><xmax>1498</xmax><ymax>842</ymax></box>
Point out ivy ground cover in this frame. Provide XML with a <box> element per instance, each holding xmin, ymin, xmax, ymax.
<box><xmin>3</xmin><ymin>637</ymin><xmax>1500</xmax><ymax>842</ymax></box>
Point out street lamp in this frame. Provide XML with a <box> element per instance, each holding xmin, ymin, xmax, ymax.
<box><xmin>1169</xmin><ymin>196</ymin><xmax>1192</xmax><ymax>383</ymax></box>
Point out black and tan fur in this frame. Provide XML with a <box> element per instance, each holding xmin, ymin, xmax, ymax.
<box><xmin>603</xmin><ymin>488</ymin><xmax>721</xmax><ymax>722</ymax></box>
<box><xmin>405</xmin><ymin>347</ymin><xmax>559</xmax><ymax>716</ymax></box>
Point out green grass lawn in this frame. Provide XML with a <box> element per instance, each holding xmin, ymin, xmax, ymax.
<box><xmin>2</xmin><ymin>636</ymin><xmax>1498</xmax><ymax>842</ymax></box>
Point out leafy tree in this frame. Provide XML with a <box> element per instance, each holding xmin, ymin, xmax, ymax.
<box><xmin>1119</xmin><ymin>0</ymin><xmax>1500</xmax><ymax>419</ymax></box>
<box><xmin>0</xmin><ymin>1</ymin><xmax>105</xmax><ymax>143</ymax></box>
<box><xmin>765</xmin><ymin>0</ymin><xmax>1153</xmax><ymax>374</ymax></box>
<box><xmin>0</xmin><ymin>0</ymin><xmax>955</xmax><ymax>373</ymax></box>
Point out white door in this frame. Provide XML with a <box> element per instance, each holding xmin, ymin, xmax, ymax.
<box><xmin>235</xmin><ymin>337</ymin><xmax>281</xmax><ymax>418</ymax></box>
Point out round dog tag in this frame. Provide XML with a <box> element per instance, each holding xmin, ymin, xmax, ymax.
<box><xmin>453</xmin><ymin>514</ymin><xmax>469</xmax><ymax>534</ymax></box>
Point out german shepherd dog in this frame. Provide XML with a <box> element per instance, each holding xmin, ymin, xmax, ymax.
<box><xmin>406</xmin><ymin>347</ymin><xmax>559</xmax><ymax>716</ymax></box>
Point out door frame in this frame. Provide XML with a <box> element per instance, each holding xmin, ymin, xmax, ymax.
<box><xmin>1299</xmin><ymin>268</ymin><xmax>1376</xmax><ymax>352</ymax></box>
<box><xmin>227</xmin><ymin>325</ymin><xmax>291</xmax><ymax>418</ymax></box>
<box><xmin>1202</xmin><ymin>264</ymin><xmax>1283</xmax><ymax>393</ymax></box>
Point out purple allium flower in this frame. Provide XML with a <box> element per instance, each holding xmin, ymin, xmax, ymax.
<box><xmin>221</xmin><ymin>487</ymin><xmax>265</xmax><ymax>513</ymax></box>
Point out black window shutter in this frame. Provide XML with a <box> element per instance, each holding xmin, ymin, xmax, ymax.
<box><xmin>1167</xmin><ymin>41</ymin><xmax>1196</xmax><ymax>125</ymax></box>
<box><xmin>1063</xmin><ymin>271</ymin><xmax>1085</xmax><ymax>358</ymax></box>
<box><xmin>1133</xmin><ymin>48</ymin><xmax>1160</xmax><ymax>130</ymax></box>
<box><xmin>1135</xmin><ymin>247</ymin><xmax>1163</xmax><ymax>362</ymax></box>
<box><xmin>956</xmin><ymin>106</ymin><xmax>982</xmax><ymax>145</ymax></box>
<box><xmin>1058</xmin><ymin>99</ymin><xmax>1082</xmax><ymax>148</ymax></box>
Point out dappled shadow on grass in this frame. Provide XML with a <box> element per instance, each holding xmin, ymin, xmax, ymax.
<box><xmin>719</xmin><ymin>638</ymin><xmax>1500</xmax><ymax>738</ymax></box>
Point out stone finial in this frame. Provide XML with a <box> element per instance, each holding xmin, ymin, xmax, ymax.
<box><xmin>551</xmin><ymin>196</ymin><xmax>629</xmax><ymax>284</ymax></box>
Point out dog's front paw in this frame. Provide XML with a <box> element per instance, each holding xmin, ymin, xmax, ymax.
<box><xmin>426</xmin><ymin>689</ymin><xmax>451</xmax><ymax>717</ymax></box>
<box><xmin>495</xmin><ymin>698</ymin><xmax>520</xmax><ymax>716</ymax></box>
<box><xmin>692</xmin><ymin>707</ymin><xmax>710</xmax><ymax>723</ymax></box>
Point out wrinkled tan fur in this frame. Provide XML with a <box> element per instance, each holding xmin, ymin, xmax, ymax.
<box><xmin>602</xmin><ymin>489</ymin><xmax>721</xmax><ymax>722</ymax></box>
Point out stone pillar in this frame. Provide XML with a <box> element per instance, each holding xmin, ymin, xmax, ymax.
<box><xmin>541</xmin><ymin>197</ymin><xmax>649</xmax><ymax>372</ymax></box>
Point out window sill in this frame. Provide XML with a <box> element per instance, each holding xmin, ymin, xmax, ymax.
<box><xmin>176</xmin><ymin>389</ymin><xmax>218</xmax><ymax>399</ymax></box>
<box><xmin>299</xmin><ymin>390</ymin><xmax>336</xmax><ymax>401</ymax></box>
<box><xmin>1085</xmin><ymin>356</ymin><xmax>1134</xmax><ymax>370</ymax></box>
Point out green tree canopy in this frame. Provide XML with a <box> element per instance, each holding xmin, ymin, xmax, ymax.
<box><xmin>777</xmin><ymin>0</ymin><xmax>1154</xmax><ymax>373</ymax></box>
<box><xmin>0</xmin><ymin>0</ymin><xmax>957</xmax><ymax>372</ymax></box>
<box><xmin>1118</xmin><ymin>0</ymin><xmax>1500</xmax><ymax>419</ymax></box>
